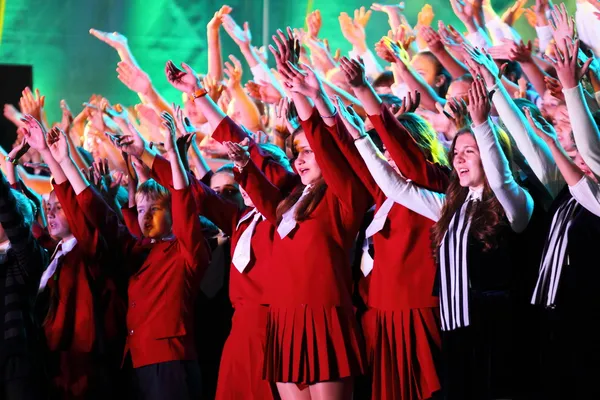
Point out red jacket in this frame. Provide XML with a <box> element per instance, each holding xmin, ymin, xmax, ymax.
<box><xmin>76</xmin><ymin>183</ymin><xmax>210</xmax><ymax>368</ymax></box>
<box><xmin>150</xmin><ymin>155</ymin><xmax>279</xmax><ymax>309</ymax></box>
<box><xmin>46</xmin><ymin>181</ymin><xmax>125</xmax><ymax>353</ymax></box>
<box><xmin>327</xmin><ymin>105</ymin><xmax>449</xmax><ymax>310</ymax></box>
<box><xmin>238</xmin><ymin>109</ymin><xmax>370</xmax><ymax>307</ymax></box>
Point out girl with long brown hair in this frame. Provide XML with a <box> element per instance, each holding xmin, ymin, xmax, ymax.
<box><xmin>353</xmin><ymin>77</ymin><xmax>534</xmax><ymax>399</ymax></box>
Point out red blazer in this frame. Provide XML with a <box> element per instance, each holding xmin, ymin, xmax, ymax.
<box><xmin>238</xmin><ymin>109</ymin><xmax>370</xmax><ymax>307</ymax></box>
<box><xmin>212</xmin><ymin>116</ymin><xmax>299</xmax><ymax>193</ymax></box>
<box><xmin>76</xmin><ymin>183</ymin><xmax>210</xmax><ymax>368</ymax></box>
<box><xmin>330</xmin><ymin>105</ymin><xmax>449</xmax><ymax>310</ymax></box>
<box><xmin>151</xmin><ymin>155</ymin><xmax>277</xmax><ymax>308</ymax></box>
<box><xmin>46</xmin><ymin>181</ymin><xmax>125</xmax><ymax>353</ymax></box>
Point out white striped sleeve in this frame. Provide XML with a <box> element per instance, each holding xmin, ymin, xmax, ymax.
<box><xmin>491</xmin><ymin>82</ymin><xmax>564</xmax><ymax>198</ymax></box>
<box><xmin>563</xmin><ymin>84</ymin><xmax>600</xmax><ymax>178</ymax></box>
<box><xmin>535</xmin><ymin>25</ymin><xmax>553</xmax><ymax>54</ymax></box>
<box><xmin>473</xmin><ymin>119</ymin><xmax>534</xmax><ymax>232</ymax></box>
<box><xmin>354</xmin><ymin>135</ymin><xmax>445</xmax><ymax>221</ymax></box>
<box><xmin>569</xmin><ymin>175</ymin><xmax>600</xmax><ymax>217</ymax></box>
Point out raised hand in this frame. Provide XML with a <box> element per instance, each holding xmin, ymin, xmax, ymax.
<box><xmin>224</xmin><ymin>55</ymin><xmax>243</xmax><ymax>89</ymax></box>
<box><xmin>544</xmin><ymin>75</ymin><xmax>565</xmax><ymax>101</ymax></box>
<box><xmin>333</xmin><ymin>95</ymin><xmax>365</xmax><ymax>140</ymax></box>
<box><xmin>501</xmin><ymin>0</ymin><xmax>527</xmax><ymax>26</ymax></box>
<box><xmin>207</xmin><ymin>5</ymin><xmax>232</xmax><ymax>32</ymax></box>
<box><xmin>7</xmin><ymin>136</ymin><xmax>31</xmax><ymax>165</ymax></box>
<box><xmin>397</xmin><ymin>90</ymin><xmax>421</xmax><ymax>115</ymax></box>
<box><xmin>339</xmin><ymin>56</ymin><xmax>367</xmax><ymax>88</ymax></box>
<box><xmin>549</xmin><ymin>3</ymin><xmax>574</xmax><ymax>51</ymax></box>
<box><xmin>467</xmin><ymin>76</ymin><xmax>491</xmax><ymax>126</ymax></box>
<box><xmin>174</xmin><ymin>103</ymin><xmax>197</xmax><ymax>136</ymax></box>
<box><xmin>523</xmin><ymin>106</ymin><xmax>557</xmax><ymax>146</ymax></box>
<box><xmin>339</xmin><ymin>11</ymin><xmax>368</xmax><ymax>51</ymax></box>
<box><xmin>306</xmin><ymin>10</ymin><xmax>322</xmax><ymax>38</ymax></box>
<box><xmin>274</xmin><ymin>97</ymin><xmax>300</xmax><ymax>134</ymax></box>
<box><xmin>450</xmin><ymin>0</ymin><xmax>479</xmax><ymax>28</ymax></box>
<box><xmin>279</xmin><ymin>62</ymin><xmax>323</xmax><ymax>99</ymax></box>
<box><xmin>245</xmin><ymin>80</ymin><xmax>282</xmax><ymax>104</ymax></box>
<box><xmin>117</xmin><ymin>61</ymin><xmax>152</xmax><ymax>95</ymax></box>
<box><xmin>418</xmin><ymin>25</ymin><xmax>445</xmax><ymax>53</ymax></box>
<box><xmin>224</xmin><ymin>139</ymin><xmax>250</xmax><ymax>168</ymax></box>
<box><xmin>417</xmin><ymin>4</ymin><xmax>435</xmax><ymax>27</ymax></box>
<box><xmin>165</xmin><ymin>60</ymin><xmax>202</xmax><ymax>93</ymax></box>
<box><xmin>438</xmin><ymin>98</ymin><xmax>471</xmax><ymax>131</ymax></box>
<box><xmin>3</xmin><ymin>104</ymin><xmax>24</xmax><ymax>127</ymax></box>
<box><xmin>57</xmin><ymin>100</ymin><xmax>74</xmax><ymax>136</ymax></box>
<box><xmin>92</xmin><ymin>158</ymin><xmax>113</xmax><ymax>193</ymax></box>
<box><xmin>488</xmin><ymin>39</ymin><xmax>533</xmax><ymax>63</ymax></box>
<box><xmin>221</xmin><ymin>14</ymin><xmax>252</xmax><ymax>49</ymax></box>
<box><xmin>160</xmin><ymin>112</ymin><xmax>177</xmax><ymax>153</ymax></box>
<box><xmin>46</xmin><ymin>127</ymin><xmax>70</xmax><ymax>164</ymax></box>
<box><xmin>545</xmin><ymin>39</ymin><xmax>593</xmax><ymax>90</ymax></box>
<box><xmin>19</xmin><ymin>87</ymin><xmax>45</xmax><ymax>122</ymax></box>
<box><xmin>388</xmin><ymin>25</ymin><xmax>416</xmax><ymax>53</ymax></box>
<box><xmin>463</xmin><ymin>43</ymin><xmax>506</xmax><ymax>86</ymax></box>
<box><xmin>438</xmin><ymin>22</ymin><xmax>466</xmax><ymax>56</ymax></box>
<box><xmin>89</xmin><ymin>29</ymin><xmax>129</xmax><ymax>51</ymax></box>
<box><xmin>115</xmin><ymin>122</ymin><xmax>146</xmax><ymax>157</ymax></box>
<box><xmin>20</xmin><ymin>114</ymin><xmax>48</xmax><ymax>151</ymax></box>
<box><xmin>269</xmin><ymin>27</ymin><xmax>300</xmax><ymax>70</ymax></box>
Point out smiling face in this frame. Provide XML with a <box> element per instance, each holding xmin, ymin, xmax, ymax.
<box><xmin>46</xmin><ymin>191</ymin><xmax>72</xmax><ymax>240</ymax></box>
<box><xmin>452</xmin><ymin>133</ymin><xmax>485</xmax><ymax>190</ymax></box>
<box><xmin>136</xmin><ymin>195</ymin><xmax>172</xmax><ymax>239</ymax></box>
<box><xmin>293</xmin><ymin>131</ymin><xmax>322</xmax><ymax>186</ymax></box>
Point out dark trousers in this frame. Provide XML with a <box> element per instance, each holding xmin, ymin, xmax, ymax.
<box><xmin>135</xmin><ymin>360</ymin><xmax>201</xmax><ymax>400</ymax></box>
<box><xmin>1</xmin><ymin>355</ymin><xmax>44</xmax><ymax>400</ymax></box>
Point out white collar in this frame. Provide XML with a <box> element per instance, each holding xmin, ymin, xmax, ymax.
<box><xmin>466</xmin><ymin>187</ymin><xmax>484</xmax><ymax>202</ymax></box>
<box><xmin>54</xmin><ymin>236</ymin><xmax>78</xmax><ymax>255</ymax></box>
<box><xmin>0</xmin><ymin>241</ymin><xmax>10</xmax><ymax>254</ymax></box>
<box><xmin>236</xmin><ymin>207</ymin><xmax>262</xmax><ymax>230</ymax></box>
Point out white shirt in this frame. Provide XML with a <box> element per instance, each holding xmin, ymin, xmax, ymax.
<box><xmin>39</xmin><ymin>237</ymin><xmax>77</xmax><ymax>292</ymax></box>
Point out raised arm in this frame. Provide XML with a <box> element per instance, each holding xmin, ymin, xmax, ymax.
<box><xmin>464</xmin><ymin>44</ymin><xmax>564</xmax><ymax>199</ymax></box>
<box><xmin>468</xmin><ymin>77</ymin><xmax>533</xmax><ymax>233</ymax></box>
<box><xmin>354</xmin><ymin>135</ymin><xmax>445</xmax><ymax>221</ymax></box>
<box><xmin>161</xmin><ymin>112</ymin><xmax>210</xmax><ymax>269</ymax></box>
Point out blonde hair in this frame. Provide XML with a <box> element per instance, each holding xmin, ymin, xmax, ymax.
<box><xmin>135</xmin><ymin>179</ymin><xmax>171</xmax><ymax>208</ymax></box>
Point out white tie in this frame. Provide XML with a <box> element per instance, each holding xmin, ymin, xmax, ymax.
<box><xmin>231</xmin><ymin>209</ymin><xmax>263</xmax><ymax>273</ymax></box>
<box><xmin>277</xmin><ymin>185</ymin><xmax>312</xmax><ymax>239</ymax></box>
<box><xmin>360</xmin><ymin>198</ymin><xmax>395</xmax><ymax>277</ymax></box>
<box><xmin>39</xmin><ymin>237</ymin><xmax>77</xmax><ymax>292</ymax></box>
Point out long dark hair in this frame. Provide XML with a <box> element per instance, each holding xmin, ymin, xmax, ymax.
<box><xmin>430</xmin><ymin>128</ymin><xmax>516</xmax><ymax>254</ymax></box>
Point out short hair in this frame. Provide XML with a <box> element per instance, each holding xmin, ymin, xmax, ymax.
<box><xmin>372</xmin><ymin>71</ymin><xmax>395</xmax><ymax>88</ymax></box>
<box><xmin>135</xmin><ymin>179</ymin><xmax>171</xmax><ymax>208</ymax></box>
<box><xmin>12</xmin><ymin>189</ymin><xmax>36</xmax><ymax>227</ymax></box>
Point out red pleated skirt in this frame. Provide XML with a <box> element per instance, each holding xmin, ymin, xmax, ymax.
<box><xmin>361</xmin><ymin>307</ymin><xmax>442</xmax><ymax>400</ymax></box>
<box><xmin>215</xmin><ymin>305</ymin><xmax>278</xmax><ymax>400</ymax></box>
<box><xmin>263</xmin><ymin>304</ymin><xmax>367</xmax><ymax>384</ymax></box>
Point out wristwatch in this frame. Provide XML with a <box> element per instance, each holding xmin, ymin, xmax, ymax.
<box><xmin>189</xmin><ymin>88</ymin><xmax>208</xmax><ymax>100</ymax></box>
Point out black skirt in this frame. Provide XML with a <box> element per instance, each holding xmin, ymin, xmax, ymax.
<box><xmin>441</xmin><ymin>291</ymin><xmax>512</xmax><ymax>400</ymax></box>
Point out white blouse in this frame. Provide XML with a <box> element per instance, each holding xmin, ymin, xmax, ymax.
<box><xmin>569</xmin><ymin>175</ymin><xmax>600</xmax><ymax>217</ymax></box>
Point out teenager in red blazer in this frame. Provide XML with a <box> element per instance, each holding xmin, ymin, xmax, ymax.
<box><xmin>21</xmin><ymin>118</ymin><xmax>126</xmax><ymax>400</ymax></box>
<box><xmin>215</xmin><ymin>59</ymin><xmax>368</xmax><ymax>398</ymax></box>
<box><xmin>328</xmin><ymin>58</ymin><xmax>450</xmax><ymax>400</ymax></box>
<box><xmin>147</xmin><ymin>112</ymin><xmax>294</xmax><ymax>399</ymax></box>
<box><xmin>43</xmin><ymin>112</ymin><xmax>210</xmax><ymax>399</ymax></box>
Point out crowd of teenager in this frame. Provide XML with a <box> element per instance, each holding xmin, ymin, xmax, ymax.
<box><xmin>2</xmin><ymin>0</ymin><xmax>600</xmax><ymax>399</ymax></box>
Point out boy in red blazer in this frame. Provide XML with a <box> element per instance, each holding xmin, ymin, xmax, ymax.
<box><xmin>45</xmin><ymin>113</ymin><xmax>210</xmax><ymax>399</ymax></box>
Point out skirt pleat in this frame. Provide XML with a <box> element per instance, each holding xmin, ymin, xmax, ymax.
<box><xmin>263</xmin><ymin>305</ymin><xmax>366</xmax><ymax>384</ymax></box>
<box><xmin>362</xmin><ymin>307</ymin><xmax>442</xmax><ymax>400</ymax></box>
